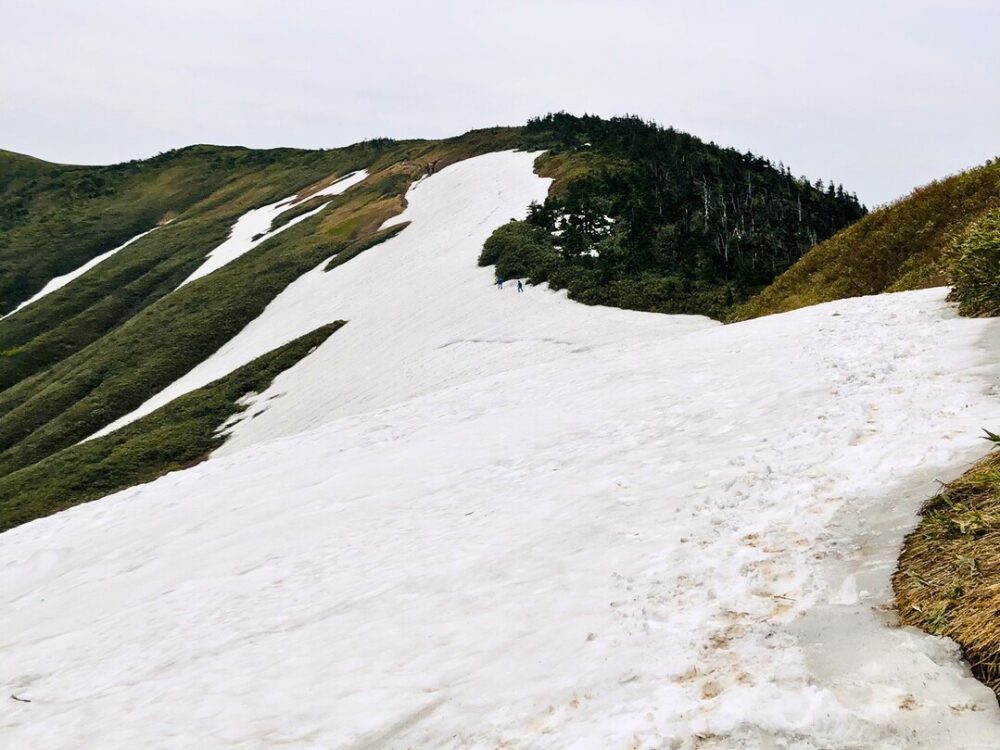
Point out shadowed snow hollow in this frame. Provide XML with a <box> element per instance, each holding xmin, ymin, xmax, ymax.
<box><xmin>4</xmin><ymin>150</ymin><xmax>1000</xmax><ymax>748</ymax></box>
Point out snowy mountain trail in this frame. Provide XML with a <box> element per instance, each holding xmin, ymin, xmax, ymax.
<box><xmin>4</xmin><ymin>287</ymin><xmax>1000</xmax><ymax>748</ymax></box>
<box><xmin>3</xmin><ymin>150</ymin><xmax>1000</xmax><ymax>748</ymax></box>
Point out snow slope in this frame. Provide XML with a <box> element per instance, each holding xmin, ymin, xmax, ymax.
<box><xmin>2</xmin><ymin>228</ymin><xmax>154</xmax><ymax>318</ymax></box>
<box><xmin>93</xmin><ymin>152</ymin><xmax>711</xmax><ymax>442</ymax></box>
<box><xmin>4</xmin><ymin>288</ymin><xmax>1000</xmax><ymax>749</ymax></box>
<box><xmin>179</xmin><ymin>169</ymin><xmax>368</xmax><ymax>287</ymax></box>
<box><xmin>4</xmin><ymin>151</ymin><xmax>1000</xmax><ymax>748</ymax></box>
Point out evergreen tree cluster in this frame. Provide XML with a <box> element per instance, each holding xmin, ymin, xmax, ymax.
<box><xmin>501</xmin><ymin>113</ymin><xmax>866</xmax><ymax>316</ymax></box>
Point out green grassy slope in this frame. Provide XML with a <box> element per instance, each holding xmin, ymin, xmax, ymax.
<box><xmin>0</xmin><ymin>145</ymin><xmax>387</xmax><ymax>310</ymax></box>
<box><xmin>731</xmin><ymin>158</ymin><xmax>1000</xmax><ymax>320</ymax></box>
<box><xmin>0</xmin><ymin>150</ymin><xmax>62</xmax><ymax>193</ymax></box>
<box><xmin>0</xmin><ymin>143</ymin><xmax>392</xmax><ymax>387</ymax></box>
<box><xmin>0</xmin><ymin>163</ymin><xmax>409</xmax><ymax>480</ymax></box>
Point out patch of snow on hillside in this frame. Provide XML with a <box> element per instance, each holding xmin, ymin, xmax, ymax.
<box><xmin>3</xmin><ymin>287</ymin><xmax>1000</xmax><ymax>748</ymax></box>
<box><xmin>178</xmin><ymin>169</ymin><xmax>368</xmax><ymax>287</ymax></box>
<box><xmin>2</xmin><ymin>228</ymin><xmax>155</xmax><ymax>318</ymax></box>
<box><xmin>91</xmin><ymin>151</ymin><xmax>712</xmax><ymax>441</ymax></box>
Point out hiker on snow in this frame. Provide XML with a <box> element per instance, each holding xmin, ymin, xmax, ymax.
<box><xmin>495</xmin><ymin>276</ymin><xmax>504</xmax><ymax>289</ymax></box>
<box><xmin>517</xmin><ymin>280</ymin><xmax>524</xmax><ymax>293</ymax></box>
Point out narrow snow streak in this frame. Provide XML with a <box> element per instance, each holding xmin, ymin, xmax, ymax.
<box><xmin>5</xmin><ymin>151</ymin><xmax>1000</xmax><ymax>748</ymax></box>
<box><xmin>178</xmin><ymin>169</ymin><xmax>368</xmax><ymax>288</ymax></box>
<box><xmin>2</xmin><ymin>228</ymin><xmax>155</xmax><ymax>318</ymax></box>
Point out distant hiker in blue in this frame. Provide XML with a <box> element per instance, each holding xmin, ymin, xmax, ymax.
<box><xmin>517</xmin><ymin>280</ymin><xmax>524</xmax><ymax>293</ymax></box>
<box><xmin>495</xmin><ymin>276</ymin><xmax>504</xmax><ymax>289</ymax></box>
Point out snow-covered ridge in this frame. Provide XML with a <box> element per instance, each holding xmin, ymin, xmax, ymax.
<box><xmin>7</xmin><ymin>150</ymin><xmax>1000</xmax><ymax>747</ymax></box>
<box><xmin>179</xmin><ymin>169</ymin><xmax>368</xmax><ymax>287</ymax></box>
<box><xmin>2</xmin><ymin>228</ymin><xmax>155</xmax><ymax>319</ymax></box>
<box><xmin>92</xmin><ymin>152</ymin><xmax>710</xmax><ymax>442</ymax></box>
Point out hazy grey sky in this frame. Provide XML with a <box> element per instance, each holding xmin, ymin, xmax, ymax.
<box><xmin>2</xmin><ymin>0</ymin><xmax>997</xmax><ymax>205</ymax></box>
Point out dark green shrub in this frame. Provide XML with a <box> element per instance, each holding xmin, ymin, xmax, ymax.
<box><xmin>949</xmin><ymin>209</ymin><xmax>1000</xmax><ymax>317</ymax></box>
<box><xmin>478</xmin><ymin>220</ymin><xmax>559</xmax><ymax>283</ymax></box>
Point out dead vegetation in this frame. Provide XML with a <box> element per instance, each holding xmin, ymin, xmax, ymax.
<box><xmin>894</xmin><ymin>434</ymin><xmax>1000</xmax><ymax>695</ymax></box>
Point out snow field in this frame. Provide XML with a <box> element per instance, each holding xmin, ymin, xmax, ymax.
<box><xmin>93</xmin><ymin>152</ymin><xmax>711</xmax><ymax>443</ymax></box>
<box><xmin>3</xmin><ymin>150</ymin><xmax>1000</xmax><ymax>747</ymax></box>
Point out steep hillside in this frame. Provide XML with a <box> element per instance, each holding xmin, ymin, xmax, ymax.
<box><xmin>0</xmin><ymin>143</ymin><xmax>391</xmax><ymax>388</ymax></box>
<box><xmin>1</xmin><ymin>145</ymin><xmax>352</xmax><ymax>311</ymax></box>
<box><xmin>732</xmin><ymin>158</ymin><xmax>1000</xmax><ymax>320</ymax></box>
<box><xmin>0</xmin><ymin>129</ymin><xmax>527</xmax><ymax>497</ymax></box>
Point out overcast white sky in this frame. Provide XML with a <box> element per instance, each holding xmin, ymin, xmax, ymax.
<box><xmin>2</xmin><ymin>0</ymin><xmax>997</xmax><ymax>205</ymax></box>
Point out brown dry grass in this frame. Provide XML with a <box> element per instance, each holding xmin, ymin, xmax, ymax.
<box><xmin>893</xmin><ymin>446</ymin><xmax>1000</xmax><ymax>694</ymax></box>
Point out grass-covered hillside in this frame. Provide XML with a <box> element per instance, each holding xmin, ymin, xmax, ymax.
<box><xmin>0</xmin><ymin>143</ymin><xmax>390</xmax><ymax>389</ymax></box>
<box><xmin>482</xmin><ymin>113</ymin><xmax>865</xmax><ymax>318</ymax></box>
<box><xmin>1</xmin><ymin>145</ymin><xmax>364</xmax><ymax>312</ymax></box>
<box><xmin>732</xmin><ymin>157</ymin><xmax>1000</xmax><ymax>320</ymax></box>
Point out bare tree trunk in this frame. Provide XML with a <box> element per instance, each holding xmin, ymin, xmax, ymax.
<box><xmin>702</xmin><ymin>179</ymin><xmax>710</xmax><ymax>229</ymax></box>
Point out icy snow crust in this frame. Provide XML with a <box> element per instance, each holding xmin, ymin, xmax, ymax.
<box><xmin>5</xmin><ymin>152</ymin><xmax>1000</xmax><ymax>748</ymax></box>
<box><xmin>178</xmin><ymin>169</ymin><xmax>368</xmax><ymax>287</ymax></box>
<box><xmin>2</xmin><ymin>228</ymin><xmax>155</xmax><ymax>318</ymax></box>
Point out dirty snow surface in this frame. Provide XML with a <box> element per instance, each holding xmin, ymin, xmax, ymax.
<box><xmin>5</xmin><ymin>153</ymin><xmax>1000</xmax><ymax>749</ymax></box>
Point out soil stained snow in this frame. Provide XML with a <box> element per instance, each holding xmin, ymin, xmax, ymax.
<box><xmin>4</xmin><ymin>152</ymin><xmax>1000</xmax><ymax>748</ymax></box>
